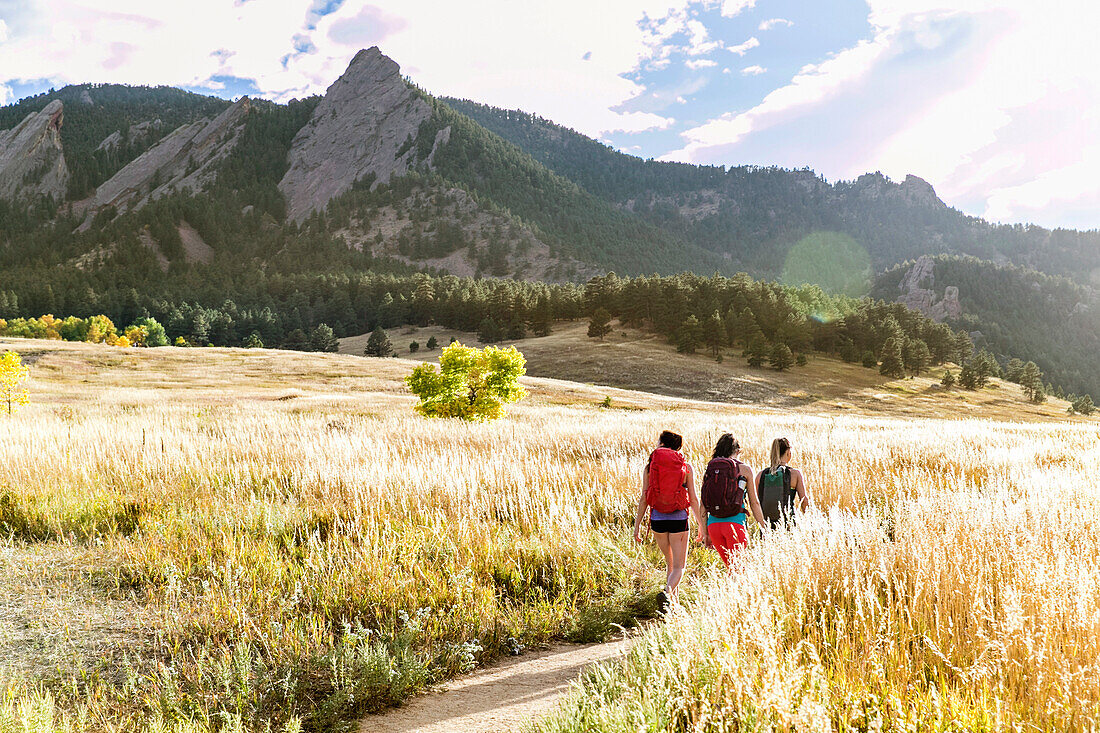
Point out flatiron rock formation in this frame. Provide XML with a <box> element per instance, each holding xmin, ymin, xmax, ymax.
<box><xmin>898</xmin><ymin>255</ymin><xmax>961</xmax><ymax>322</ymax></box>
<box><xmin>279</xmin><ymin>46</ymin><xmax>431</xmax><ymax>223</ymax></box>
<box><xmin>83</xmin><ymin>98</ymin><xmax>250</xmax><ymax>220</ymax></box>
<box><xmin>0</xmin><ymin>100</ymin><xmax>69</xmax><ymax>201</ymax></box>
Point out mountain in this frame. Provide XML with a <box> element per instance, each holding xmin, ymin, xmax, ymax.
<box><xmin>444</xmin><ymin>98</ymin><xmax>1100</xmax><ymax>286</ymax></box>
<box><xmin>873</xmin><ymin>256</ymin><xmax>1099</xmax><ymax>397</ymax></box>
<box><xmin>0</xmin><ymin>47</ymin><xmax>1096</xmax><ymax>398</ymax></box>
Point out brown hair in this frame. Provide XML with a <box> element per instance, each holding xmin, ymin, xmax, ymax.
<box><xmin>769</xmin><ymin>437</ymin><xmax>791</xmax><ymax>471</ymax></box>
<box><xmin>712</xmin><ymin>433</ymin><xmax>740</xmax><ymax>459</ymax></box>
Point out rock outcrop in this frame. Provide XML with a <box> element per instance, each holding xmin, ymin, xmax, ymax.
<box><xmin>279</xmin><ymin>47</ymin><xmax>433</xmax><ymax>223</ymax></box>
<box><xmin>0</xmin><ymin>100</ymin><xmax>69</xmax><ymax>201</ymax></box>
<box><xmin>95</xmin><ymin>119</ymin><xmax>163</xmax><ymax>152</ymax></box>
<box><xmin>852</xmin><ymin>172</ymin><xmax>946</xmax><ymax>208</ymax></box>
<box><xmin>897</xmin><ymin>255</ymin><xmax>961</xmax><ymax>322</ymax></box>
<box><xmin>82</xmin><ymin>99</ymin><xmax>250</xmax><ymax>222</ymax></box>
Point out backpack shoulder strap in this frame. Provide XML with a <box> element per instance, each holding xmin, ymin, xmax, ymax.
<box><xmin>783</xmin><ymin>466</ymin><xmax>792</xmax><ymax>491</ymax></box>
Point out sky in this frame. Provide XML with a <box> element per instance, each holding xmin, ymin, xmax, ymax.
<box><xmin>0</xmin><ymin>0</ymin><xmax>1097</xmax><ymax>230</ymax></box>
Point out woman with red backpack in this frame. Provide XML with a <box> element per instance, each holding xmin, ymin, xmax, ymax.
<box><xmin>699</xmin><ymin>433</ymin><xmax>765</xmax><ymax>569</ymax></box>
<box><xmin>632</xmin><ymin>430</ymin><xmax>704</xmax><ymax>610</ymax></box>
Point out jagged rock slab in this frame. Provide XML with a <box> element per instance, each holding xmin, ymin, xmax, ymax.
<box><xmin>898</xmin><ymin>255</ymin><xmax>961</xmax><ymax>321</ymax></box>
<box><xmin>0</xmin><ymin>100</ymin><xmax>69</xmax><ymax>201</ymax></box>
<box><xmin>83</xmin><ymin>99</ymin><xmax>249</xmax><ymax>222</ymax></box>
<box><xmin>279</xmin><ymin>46</ymin><xmax>432</xmax><ymax>223</ymax></box>
<box><xmin>95</xmin><ymin>119</ymin><xmax>163</xmax><ymax>153</ymax></box>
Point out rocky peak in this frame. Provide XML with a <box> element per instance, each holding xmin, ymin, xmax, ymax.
<box><xmin>278</xmin><ymin>46</ymin><xmax>434</xmax><ymax>223</ymax></box>
<box><xmin>897</xmin><ymin>255</ymin><xmax>961</xmax><ymax>322</ymax></box>
<box><xmin>851</xmin><ymin>172</ymin><xmax>945</xmax><ymax>209</ymax></box>
<box><xmin>80</xmin><ymin>98</ymin><xmax>250</xmax><ymax>224</ymax></box>
<box><xmin>900</xmin><ymin>174</ymin><xmax>945</xmax><ymax>208</ymax></box>
<box><xmin>0</xmin><ymin>99</ymin><xmax>70</xmax><ymax>201</ymax></box>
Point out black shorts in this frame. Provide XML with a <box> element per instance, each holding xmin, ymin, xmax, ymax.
<box><xmin>650</xmin><ymin>518</ymin><xmax>689</xmax><ymax>534</ymax></box>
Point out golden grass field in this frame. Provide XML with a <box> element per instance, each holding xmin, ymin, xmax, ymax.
<box><xmin>0</xmin><ymin>337</ymin><xmax>1096</xmax><ymax>732</ymax></box>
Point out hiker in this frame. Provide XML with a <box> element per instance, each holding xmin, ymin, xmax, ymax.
<box><xmin>632</xmin><ymin>430</ymin><xmax>704</xmax><ymax>610</ymax></box>
<box><xmin>699</xmin><ymin>433</ymin><xmax>765</xmax><ymax>569</ymax></box>
<box><xmin>756</xmin><ymin>437</ymin><xmax>811</xmax><ymax>529</ymax></box>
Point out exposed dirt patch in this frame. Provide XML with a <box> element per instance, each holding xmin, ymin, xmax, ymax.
<box><xmin>178</xmin><ymin>221</ymin><xmax>214</xmax><ymax>264</ymax></box>
<box><xmin>359</xmin><ymin>641</ymin><xmax>627</xmax><ymax>733</ymax></box>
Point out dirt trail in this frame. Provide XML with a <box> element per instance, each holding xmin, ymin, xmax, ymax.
<box><xmin>359</xmin><ymin>640</ymin><xmax>628</xmax><ymax>733</ymax></box>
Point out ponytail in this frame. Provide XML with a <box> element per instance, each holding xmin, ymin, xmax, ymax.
<box><xmin>769</xmin><ymin>437</ymin><xmax>791</xmax><ymax>471</ymax></box>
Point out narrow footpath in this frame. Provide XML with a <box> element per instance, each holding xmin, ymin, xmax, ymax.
<box><xmin>359</xmin><ymin>640</ymin><xmax>628</xmax><ymax>733</ymax></box>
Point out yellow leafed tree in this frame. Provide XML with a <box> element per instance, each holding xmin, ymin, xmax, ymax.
<box><xmin>0</xmin><ymin>351</ymin><xmax>29</xmax><ymax>415</ymax></box>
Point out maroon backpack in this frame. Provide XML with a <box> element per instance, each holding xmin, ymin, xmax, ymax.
<box><xmin>700</xmin><ymin>456</ymin><xmax>746</xmax><ymax>518</ymax></box>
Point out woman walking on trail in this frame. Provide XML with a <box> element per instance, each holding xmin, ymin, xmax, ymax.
<box><xmin>756</xmin><ymin>437</ymin><xmax>811</xmax><ymax>529</ymax></box>
<box><xmin>632</xmin><ymin>430</ymin><xmax>704</xmax><ymax>611</ymax></box>
<box><xmin>699</xmin><ymin>434</ymin><xmax>765</xmax><ymax>570</ymax></box>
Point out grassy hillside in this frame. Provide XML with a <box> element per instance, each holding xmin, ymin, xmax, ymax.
<box><xmin>340</xmin><ymin>320</ymin><xmax>1081</xmax><ymax>422</ymax></box>
<box><xmin>0</xmin><ymin>340</ymin><xmax>1094</xmax><ymax>732</ymax></box>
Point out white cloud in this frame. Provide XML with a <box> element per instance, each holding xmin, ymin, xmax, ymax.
<box><xmin>0</xmin><ymin>85</ymin><xmax>11</xmax><ymax>106</ymax></box>
<box><xmin>0</xmin><ymin>19</ymin><xmax>8</xmax><ymax>43</ymax></box>
<box><xmin>758</xmin><ymin>18</ymin><xmax>793</xmax><ymax>31</ymax></box>
<box><xmin>0</xmin><ymin>0</ymin><xmax>688</xmax><ymax>138</ymax></box>
<box><xmin>741</xmin><ymin>64</ymin><xmax>766</xmax><ymax>75</ymax></box>
<box><xmin>686</xmin><ymin>58</ymin><xmax>718</xmax><ymax>69</ymax></box>
<box><xmin>727</xmin><ymin>37</ymin><xmax>760</xmax><ymax>55</ymax></box>
<box><xmin>660</xmin><ymin>1</ymin><xmax>1100</xmax><ymax>227</ymax></box>
<box><xmin>720</xmin><ymin>0</ymin><xmax>756</xmax><ymax>18</ymax></box>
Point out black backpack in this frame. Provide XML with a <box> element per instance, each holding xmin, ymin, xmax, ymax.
<box><xmin>700</xmin><ymin>457</ymin><xmax>746</xmax><ymax>518</ymax></box>
<box><xmin>757</xmin><ymin>466</ymin><xmax>796</xmax><ymax>525</ymax></box>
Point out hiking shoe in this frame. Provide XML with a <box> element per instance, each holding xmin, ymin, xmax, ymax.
<box><xmin>655</xmin><ymin>589</ymin><xmax>670</xmax><ymax>615</ymax></box>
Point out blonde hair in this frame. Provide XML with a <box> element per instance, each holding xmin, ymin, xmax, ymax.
<box><xmin>769</xmin><ymin>437</ymin><xmax>791</xmax><ymax>471</ymax></box>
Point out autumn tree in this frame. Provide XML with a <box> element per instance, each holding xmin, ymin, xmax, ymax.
<box><xmin>0</xmin><ymin>351</ymin><xmax>30</xmax><ymax>415</ymax></box>
<box><xmin>405</xmin><ymin>342</ymin><xmax>527</xmax><ymax>421</ymax></box>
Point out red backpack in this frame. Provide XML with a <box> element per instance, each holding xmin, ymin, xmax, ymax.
<box><xmin>700</xmin><ymin>456</ymin><xmax>746</xmax><ymax>518</ymax></box>
<box><xmin>647</xmin><ymin>447</ymin><xmax>688</xmax><ymax>513</ymax></box>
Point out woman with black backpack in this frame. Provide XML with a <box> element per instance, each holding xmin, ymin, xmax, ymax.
<box><xmin>755</xmin><ymin>437</ymin><xmax>811</xmax><ymax>529</ymax></box>
<box><xmin>699</xmin><ymin>434</ymin><xmax>765</xmax><ymax>569</ymax></box>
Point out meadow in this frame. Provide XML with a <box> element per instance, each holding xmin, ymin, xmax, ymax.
<box><xmin>0</xmin><ymin>339</ymin><xmax>1097</xmax><ymax>732</ymax></box>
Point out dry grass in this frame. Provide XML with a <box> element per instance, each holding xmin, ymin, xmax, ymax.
<box><xmin>0</xmin><ymin>339</ymin><xmax>1094</xmax><ymax>732</ymax></box>
<box><xmin>341</xmin><ymin>321</ymin><xmax>1083</xmax><ymax>421</ymax></box>
<box><xmin>535</xmin><ymin>420</ymin><xmax>1100</xmax><ymax>732</ymax></box>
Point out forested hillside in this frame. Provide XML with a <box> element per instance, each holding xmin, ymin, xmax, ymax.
<box><xmin>873</xmin><ymin>257</ymin><xmax>1100</xmax><ymax>397</ymax></box>
<box><xmin>445</xmin><ymin>98</ymin><xmax>1100</xmax><ymax>284</ymax></box>
<box><xmin>0</xmin><ymin>48</ymin><xmax>1095</xmax><ymax>402</ymax></box>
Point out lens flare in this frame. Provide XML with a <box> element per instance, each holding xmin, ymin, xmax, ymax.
<box><xmin>781</xmin><ymin>231</ymin><xmax>873</xmax><ymax>298</ymax></box>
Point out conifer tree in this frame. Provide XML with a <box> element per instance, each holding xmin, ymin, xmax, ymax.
<box><xmin>1019</xmin><ymin>361</ymin><xmax>1046</xmax><ymax>402</ymax></box>
<box><xmin>676</xmin><ymin>315</ymin><xmax>702</xmax><ymax>354</ymax></box>
<box><xmin>364</xmin><ymin>326</ymin><xmax>392</xmax><ymax>357</ymax></box>
<box><xmin>904</xmin><ymin>339</ymin><xmax>931</xmax><ymax>377</ymax></box>
<box><xmin>769</xmin><ymin>342</ymin><xmax>794</xmax><ymax>371</ymax></box>
<box><xmin>879</xmin><ymin>337</ymin><xmax>906</xmax><ymax>378</ymax></box>
<box><xmin>587</xmin><ymin>308</ymin><xmax>612</xmax><ymax>340</ymax></box>
<box><xmin>744</xmin><ymin>337</ymin><xmax>769</xmax><ymax>368</ymax></box>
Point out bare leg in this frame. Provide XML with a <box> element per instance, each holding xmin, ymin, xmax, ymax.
<box><xmin>653</xmin><ymin>531</ymin><xmax>673</xmax><ymax>579</ymax></box>
<box><xmin>666</xmin><ymin>531</ymin><xmax>689</xmax><ymax>599</ymax></box>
